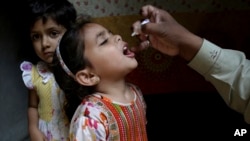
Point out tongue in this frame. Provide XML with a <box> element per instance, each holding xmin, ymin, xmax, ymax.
<box><xmin>125</xmin><ymin>49</ymin><xmax>135</xmax><ymax>57</ymax></box>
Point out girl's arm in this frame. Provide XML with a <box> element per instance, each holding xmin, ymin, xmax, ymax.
<box><xmin>28</xmin><ymin>90</ymin><xmax>47</xmax><ymax>141</ymax></box>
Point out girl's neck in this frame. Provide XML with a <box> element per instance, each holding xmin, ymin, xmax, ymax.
<box><xmin>96</xmin><ymin>80</ymin><xmax>134</xmax><ymax>103</ymax></box>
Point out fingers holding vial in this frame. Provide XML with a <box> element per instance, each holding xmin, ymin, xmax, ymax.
<box><xmin>131</xmin><ymin>19</ymin><xmax>151</xmax><ymax>51</ymax></box>
<box><xmin>131</xmin><ymin>19</ymin><xmax>150</xmax><ymax>37</ymax></box>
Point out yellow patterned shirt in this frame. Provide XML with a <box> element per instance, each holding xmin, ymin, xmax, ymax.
<box><xmin>20</xmin><ymin>61</ymin><xmax>69</xmax><ymax>141</ymax></box>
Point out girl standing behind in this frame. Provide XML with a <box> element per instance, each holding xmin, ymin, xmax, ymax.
<box><xmin>20</xmin><ymin>0</ymin><xmax>76</xmax><ymax>140</ymax></box>
<box><xmin>52</xmin><ymin>18</ymin><xmax>148</xmax><ymax>141</ymax></box>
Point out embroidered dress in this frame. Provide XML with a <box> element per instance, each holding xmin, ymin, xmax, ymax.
<box><xmin>69</xmin><ymin>83</ymin><xmax>148</xmax><ymax>141</ymax></box>
<box><xmin>20</xmin><ymin>61</ymin><xmax>69</xmax><ymax>141</ymax></box>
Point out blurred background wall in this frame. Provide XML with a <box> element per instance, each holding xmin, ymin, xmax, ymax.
<box><xmin>69</xmin><ymin>0</ymin><xmax>250</xmax><ymax>17</ymax></box>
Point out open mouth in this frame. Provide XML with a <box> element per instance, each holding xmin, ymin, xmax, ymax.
<box><xmin>123</xmin><ymin>46</ymin><xmax>129</xmax><ymax>55</ymax></box>
<box><xmin>123</xmin><ymin>46</ymin><xmax>134</xmax><ymax>57</ymax></box>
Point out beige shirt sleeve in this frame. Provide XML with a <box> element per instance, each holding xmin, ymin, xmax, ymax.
<box><xmin>188</xmin><ymin>39</ymin><xmax>250</xmax><ymax>124</ymax></box>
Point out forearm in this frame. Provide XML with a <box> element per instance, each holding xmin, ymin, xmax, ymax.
<box><xmin>28</xmin><ymin>107</ymin><xmax>39</xmax><ymax>134</ymax></box>
<box><xmin>28</xmin><ymin>107</ymin><xmax>47</xmax><ymax>141</ymax></box>
<box><xmin>188</xmin><ymin>39</ymin><xmax>250</xmax><ymax>123</ymax></box>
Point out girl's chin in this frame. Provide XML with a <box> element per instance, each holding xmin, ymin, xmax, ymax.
<box><xmin>44</xmin><ymin>58</ymin><xmax>53</xmax><ymax>64</ymax></box>
<box><xmin>130</xmin><ymin>62</ymin><xmax>138</xmax><ymax>70</ymax></box>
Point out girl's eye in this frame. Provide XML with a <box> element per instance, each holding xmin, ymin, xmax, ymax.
<box><xmin>100</xmin><ymin>39</ymin><xmax>108</xmax><ymax>46</ymax></box>
<box><xmin>50</xmin><ymin>31</ymin><xmax>60</xmax><ymax>38</ymax></box>
<box><xmin>99</xmin><ymin>30</ymin><xmax>112</xmax><ymax>46</ymax></box>
<box><xmin>31</xmin><ymin>34</ymin><xmax>40</xmax><ymax>41</ymax></box>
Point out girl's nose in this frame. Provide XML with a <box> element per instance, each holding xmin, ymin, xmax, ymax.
<box><xmin>42</xmin><ymin>36</ymin><xmax>50</xmax><ymax>49</ymax></box>
<box><xmin>114</xmin><ymin>35</ymin><xmax>122</xmax><ymax>43</ymax></box>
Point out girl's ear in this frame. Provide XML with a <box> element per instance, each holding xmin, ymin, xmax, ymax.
<box><xmin>75</xmin><ymin>68</ymin><xmax>100</xmax><ymax>86</ymax></box>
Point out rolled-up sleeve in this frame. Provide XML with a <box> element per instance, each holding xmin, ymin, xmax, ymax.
<box><xmin>188</xmin><ymin>39</ymin><xmax>250</xmax><ymax>124</ymax></box>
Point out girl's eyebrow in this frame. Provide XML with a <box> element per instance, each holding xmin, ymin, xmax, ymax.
<box><xmin>96</xmin><ymin>29</ymin><xmax>111</xmax><ymax>38</ymax></box>
<box><xmin>31</xmin><ymin>25</ymin><xmax>63</xmax><ymax>33</ymax></box>
<box><xmin>96</xmin><ymin>30</ymin><xmax>105</xmax><ymax>39</ymax></box>
<box><xmin>96</xmin><ymin>29</ymin><xmax>110</xmax><ymax>43</ymax></box>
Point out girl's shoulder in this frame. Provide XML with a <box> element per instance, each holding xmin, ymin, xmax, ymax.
<box><xmin>20</xmin><ymin>61</ymin><xmax>50</xmax><ymax>73</ymax></box>
<box><xmin>20</xmin><ymin>61</ymin><xmax>53</xmax><ymax>89</ymax></box>
<box><xmin>127</xmin><ymin>83</ymin><xmax>142</xmax><ymax>95</ymax></box>
<box><xmin>127</xmin><ymin>83</ymin><xmax>146</xmax><ymax>107</ymax></box>
<box><xmin>20</xmin><ymin>61</ymin><xmax>34</xmax><ymax>72</ymax></box>
<box><xmin>72</xmin><ymin>96</ymin><xmax>109</xmax><ymax>121</ymax></box>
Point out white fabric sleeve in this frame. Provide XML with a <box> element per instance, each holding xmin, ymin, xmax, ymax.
<box><xmin>188</xmin><ymin>39</ymin><xmax>250</xmax><ymax>124</ymax></box>
<box><xmin>20</xmin><ymin>61</ymin><xmax>33</xmax><ymax>89</ymax></box>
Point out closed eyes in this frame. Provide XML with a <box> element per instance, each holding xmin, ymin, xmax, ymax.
<box><xmin>100</xmin><ymin>39</ymin><xmax>108</xmax><ymax>46</ymax></box>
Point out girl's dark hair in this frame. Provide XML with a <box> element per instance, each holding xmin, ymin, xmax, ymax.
<box><xmin>27</xmin><ymin>0</ymin><xmax>76</xmax><ymax>30</ymax></box>
<box><xmin>52</xmin><ymin>17</ymin><xmax>96</xmax><ymax>120</ymax></box>
<box><xmin>24</xmin><ymin>0</ymin><xmax>77</xmax><ymax>63</ymax></box>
